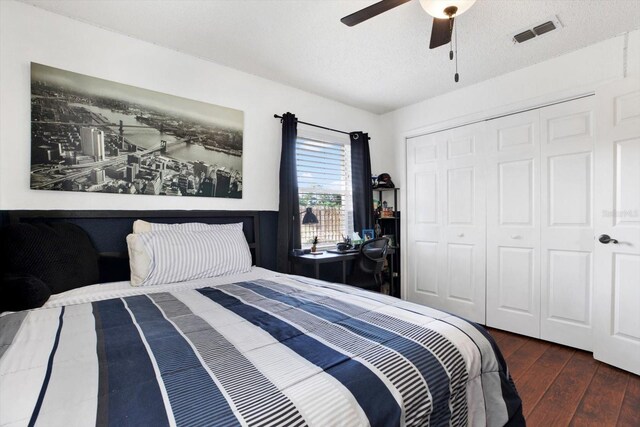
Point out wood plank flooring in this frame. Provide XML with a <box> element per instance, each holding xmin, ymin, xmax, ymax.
<box><xmin>486</xmin><ymin>328</ymin><xmax>639</xmax><ymax>426</ymax></box>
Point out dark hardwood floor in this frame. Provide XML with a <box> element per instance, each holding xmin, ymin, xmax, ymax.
<box><xmin>486</xmin><ymin>328</ymin><xmax>640</xmax><ymax>426</ymax></box>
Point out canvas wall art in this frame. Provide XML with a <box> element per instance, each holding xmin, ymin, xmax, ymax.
<box><xmin>30</xmin><ymin>63</ymin><xmax>243</xmax><ymax>198</ymax></box>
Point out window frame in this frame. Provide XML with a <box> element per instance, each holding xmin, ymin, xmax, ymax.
<box><xmin>296</xmin><ymin>128</ymin><xmax>353</xmax><ymax>250</ymax></box>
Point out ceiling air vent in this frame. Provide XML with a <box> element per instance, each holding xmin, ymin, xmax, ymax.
<box><xmin>533</xmin><ymin>21</ymin><xmax>556</xmax><ymax>36</ymax></box>
<box><xmin>514</xmin><ymin>30</ymin><xmax>536</xmax><ymax>44</ymax></box>
<box><xmin>512</xmin><ymin>15</ymin><xmax>562</xmax><ymax>44</ymax></box>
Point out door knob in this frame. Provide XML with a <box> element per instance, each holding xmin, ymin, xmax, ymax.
<box><xmin>598</xmin><ymin>234</ymin><xmax>618</xmax><ymax>244</ymax></box>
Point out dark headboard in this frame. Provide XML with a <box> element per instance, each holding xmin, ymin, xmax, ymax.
<box><xmin>7</xmin><ymin>210</ymin><xmax>262</xmax><ymax>281</ymax></box>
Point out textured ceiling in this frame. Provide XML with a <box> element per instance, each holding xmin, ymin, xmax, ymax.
<box><xmin>20</xmin><ymin>0</ymin><xmax>640</xmax><ymax>114</ymax></box>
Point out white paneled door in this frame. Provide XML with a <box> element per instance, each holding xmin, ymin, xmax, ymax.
<box><xmin>486</xmin><ymin>110</ymin><xmax>541</xmax><ymax>337</ymax></box>
<box><xmin>539</xmin><ymin>96</ymin><xmax>596</xmax><ymax>351</ymax></box>
<box><xmin>406</xmin><ymin>123</ymin><xmax>486</xmax><ymax>323</ymax></box>
<box><xmin>594</xmin><ymin>77</ymin><xmax>640</xmax><ymax>375</ymax></box>
<box><xmin>405</xmin><ymin>83</ymin><xmax>638</xmax><ymax>373</ymax></box>
<box><xmin>485</xmin><ymin>97</ymin><xmax>596</xmax><ymax>349</ymax></box>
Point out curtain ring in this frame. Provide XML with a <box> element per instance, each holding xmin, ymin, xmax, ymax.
<box><xmin>352</xmin><ymin>133</ymin><xmax>359</xmax><ymax>140</ymax></box>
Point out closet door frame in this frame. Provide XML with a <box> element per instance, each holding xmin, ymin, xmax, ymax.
<box><xmin>405</xmin><ymin>93</ymin><xmax>597</xmax><ymax>326</ymax></box>
<box><xmin>401</xmin><ymin>90</ymin><xmax>601</xmax><ymax>302</ymax></box>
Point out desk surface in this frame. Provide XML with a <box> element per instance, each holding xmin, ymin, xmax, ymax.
<box><xmin>290</xmin><ymin>248</ymin><xmax>396</xmax><ymax>284</ymax></box>
<box><xmin>290</xmin><ymin>251</ymin><xmax>359</xmax><ymax>264</ymax></box>
<box><xmin>290</xmin><ymin>247</ymin><xmax>395</xmax><ymax>264</ymax></box>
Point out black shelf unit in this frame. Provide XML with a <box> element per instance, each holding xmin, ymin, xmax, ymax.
<box><xmin>374</xmin><ymin>187</ymin><xmax>400</xmax><ymax>298</ymax></box>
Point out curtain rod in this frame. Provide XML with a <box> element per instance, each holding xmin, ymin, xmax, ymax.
<box><xmin>273</xmin><ymin>114</ymin><xmax>351</xmax><ymax>136</ymax></box>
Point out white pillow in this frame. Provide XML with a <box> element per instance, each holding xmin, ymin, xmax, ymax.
<box><xmin>133</xmin><ymin>219</ymin><xmax>243</xmax><ymax>234</ymax></box>
<box><xmin>126</xmin><ymin>228</ymin><xmax>252</xmax><ymax>286</ymax></box>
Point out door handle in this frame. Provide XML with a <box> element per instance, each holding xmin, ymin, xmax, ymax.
<box><xmin>598</xmin><ymin>234</ymin><xmax>618</xmax><ymax>244</ymax></box>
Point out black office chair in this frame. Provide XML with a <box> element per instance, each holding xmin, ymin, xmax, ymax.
<box><xmin>347</xmin><ymin>237</ymin><xmax>389</xmax><ymax>290</ymax></box>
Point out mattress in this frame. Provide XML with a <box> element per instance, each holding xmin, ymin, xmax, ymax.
<box><xmin>0</xmin><ymin>268</ymin><xmax>523</xmax><ymax>426</ymax></box>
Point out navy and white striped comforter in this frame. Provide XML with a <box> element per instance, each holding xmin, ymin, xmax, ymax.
<box><xmin>0</xmin><ymin>274</ymin><xmax>524</xmax><ymax>426</ymax></box>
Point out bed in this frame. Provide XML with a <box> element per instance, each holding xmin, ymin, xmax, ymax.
<box><xmin>0</xmin><ymin>211</ymin><xmax>524</xmax><ymax>426</ymax></box>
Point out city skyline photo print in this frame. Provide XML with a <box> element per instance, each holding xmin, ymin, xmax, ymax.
<box><xmin>30</xmin><ymin>63</ymin><xmax>244</xmax><ymax>198</ymax></box>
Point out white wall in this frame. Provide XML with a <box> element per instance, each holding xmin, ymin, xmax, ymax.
<box><xmin>2</xmin><ymin>0</ymin><xmax>636</xmax><ymax>213</ymax></box>
<box><xmin>384</xmin><ymin>29</ymin><xmax>640</xmax><ymax>190</ymax></box>
<box><xmin>0</xmin><ymin>0</ymin><xmax>389</xmax><ymax>211</ymax></box>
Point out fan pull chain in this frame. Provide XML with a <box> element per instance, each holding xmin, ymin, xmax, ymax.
<box><xmin>449</xmin><ymin>17</ymin><xmax>454</xmax><ymax>60</ymax></box>
<box><xmin>454</xmin><ymin>19</ymin><xmax>459</xmax><ymax>82</ymax></box>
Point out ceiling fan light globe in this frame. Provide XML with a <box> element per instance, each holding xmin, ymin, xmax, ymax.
<box><xmin>419</xmin><ymin>0</ymin><xmax>476</xmax><ymax>19</ymax></box>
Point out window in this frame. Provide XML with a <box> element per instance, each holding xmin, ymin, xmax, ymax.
<box><xmin>296</xmin><ymin>136</ymin><xmax>353</xmax><ymax>248</ymax></box>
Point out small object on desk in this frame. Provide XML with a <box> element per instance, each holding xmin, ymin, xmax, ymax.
<box><xmin>336</xmin><ymin>241</ymin><xmax>352</xmax><ymax>251</ymax></box>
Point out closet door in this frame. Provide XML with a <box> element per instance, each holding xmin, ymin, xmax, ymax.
<box><xmin>593</xmin><ymin>77</ymin><xmax>640</xmax><ymax>375</ymax></box>
<box><xmin>539</xmin><ymin>96</ymin><xmax>595</xmax><ymax>351</ymax></box>
<box><xmin>406</xmin><ymin>123</ymin><xmax>486</xmax><ymax>323</ymax></box>
<box><xmin>486</xmin><ymin>111</ymin><xmax>541</xmax><ymax>336</ymax></box>
<box><xmin>407</xmin><ymin>132</ymin><xmax>441</xmax><ymax>313</ymax></box>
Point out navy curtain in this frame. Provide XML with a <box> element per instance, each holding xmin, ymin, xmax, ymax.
<box><xmin>276</xmin><ymin>113</ymin><xmax>300</xmax><ymax>273</ymax></box>
<box><xmin>350</xmin><ymin>132</ymin><xmax>374</xmax><ymax>237</ymax></box>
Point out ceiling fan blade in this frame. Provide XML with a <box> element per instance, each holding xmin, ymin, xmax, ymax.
<box><xmin>341</xmin><ymin>0</ymin><xmax>412</xmax><ymax>27</ymax></box>
<box><xmin>429</xmin><ymin>17</ymin><xmax>454</xmax><ymax>49</ymax></box>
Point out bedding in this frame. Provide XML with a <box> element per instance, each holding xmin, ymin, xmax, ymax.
<box><xmin>0</xmin><ymin>268</ymin><xmax>524</xmax><ymax>426</ymax></box>
<box><xmin>132</xmin><ymin>219</ymin><xmax>243</xmax><ymax>234</ymax></box>
<box><xmin>126</xmin><ymin>228</ymin><xmax>252</xmax><ymax>286</ymax></box>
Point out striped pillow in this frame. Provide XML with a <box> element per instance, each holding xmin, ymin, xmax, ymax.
<box><xmin>133</xmin><ymin>220</ymin><xmax>243</xmax><ymax>234</ymax></box>
<box><xmin>126</xmin><ymin>228</ymin><xmax>252</xmax><ymax>286</ymax></box>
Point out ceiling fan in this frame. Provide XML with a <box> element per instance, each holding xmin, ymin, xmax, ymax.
<box><xmin>341</xmin><ymin>0</ymin><xmax>476</xmax><ymax>81</ymax></box>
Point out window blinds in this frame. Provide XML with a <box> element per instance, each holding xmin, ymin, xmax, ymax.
<box><xmin>296</xmin><ymin>137</ymin><xmax>353</xmax><ymax>245</ymax></box>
